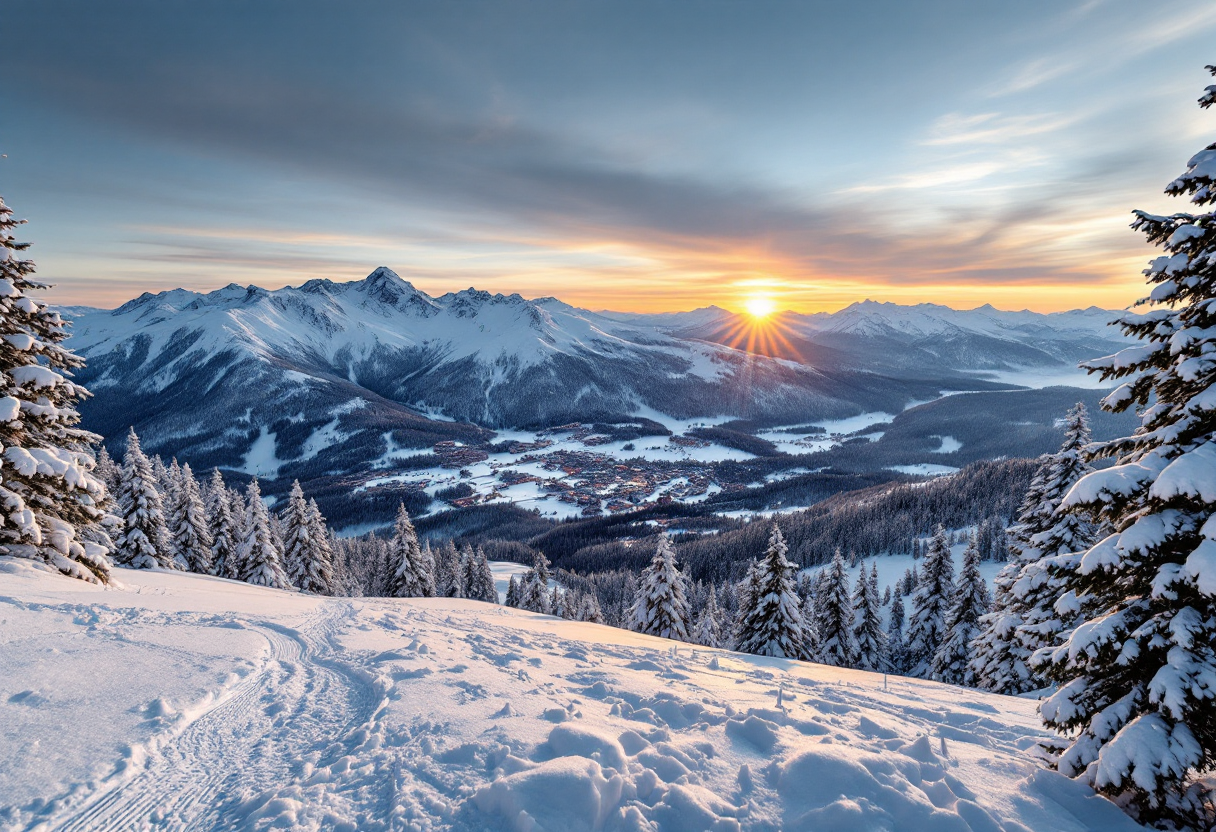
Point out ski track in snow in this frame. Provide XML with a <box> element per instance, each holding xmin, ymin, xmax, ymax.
<box><xmin>46</xmin><ymin>602</ymin><xmax>388</xmax><ymax>832</ymax></box>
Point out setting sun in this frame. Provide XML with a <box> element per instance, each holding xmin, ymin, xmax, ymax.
<box><xmin>744</xmin><ymin>296</ymin><xmax>777</xmax><ymax>318</ymax></box>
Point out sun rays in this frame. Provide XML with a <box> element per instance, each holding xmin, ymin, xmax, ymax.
<box><xmin>714</xmin><ymin>297</ymin><xmax>806</xmax><ymax>363</ymax></box>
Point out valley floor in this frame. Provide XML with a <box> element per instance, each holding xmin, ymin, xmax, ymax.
<box><xmin>0</xmin><ymin>560</ymin><xmax>1143</xmax><ymax>832</ymax></box>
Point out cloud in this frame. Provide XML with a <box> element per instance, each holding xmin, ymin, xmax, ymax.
<box><xmin>1</xmin><ymin>0</ymin><xmax>1204</xmax><ymax>314</ymax></box>
<box><xmin>923</xmin><ymin>112</ymin><xmax>1078</xmax><ymax>147</ymax></box>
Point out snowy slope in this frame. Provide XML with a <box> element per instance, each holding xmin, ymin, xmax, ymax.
<box><xmin>1</xmin><ymin>559</ymin><xmax>1144</xmax><ymax>832</ymax></box>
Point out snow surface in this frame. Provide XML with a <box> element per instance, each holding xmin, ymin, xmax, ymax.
<box><xmin>1</xmin><ymin>559</ymin><xmax>1146</xmax><ymax>831</ymax></box>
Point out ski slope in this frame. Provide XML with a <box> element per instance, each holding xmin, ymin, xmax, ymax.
<box><xmin>0</xmin><ymin>560</ymin><xmax>1143</xmax><ymax>832</ymax></box>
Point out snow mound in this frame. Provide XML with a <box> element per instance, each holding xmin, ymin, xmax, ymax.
<box><xmin>474</xmin><ymin>756</ymin><xmax>626</xmax><ymax>832</ymax></box>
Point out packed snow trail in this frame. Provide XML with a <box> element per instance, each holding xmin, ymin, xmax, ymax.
<box><xmin>1</xmin><ymin>562</ymin><xmax>1147</xmax><ymax>832</ymax></box>
<box><xmin>47</xmin><ymin>602</ymin><xmax>387</xmax><ymax>832</ymax></box>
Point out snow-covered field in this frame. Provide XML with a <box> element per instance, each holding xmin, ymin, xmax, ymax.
<box><xmin>0</xmin><ymin>561</ymin><xmax>1141</xmax><ymax>832</ymax></box>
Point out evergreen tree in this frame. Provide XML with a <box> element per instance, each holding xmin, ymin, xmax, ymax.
<box><xmin>519</xmin><ymin>551</ymin><xmax>553</xmax><ymax>614</ymax></box>
<box><xmin>281</xmin><ymin>480</ymin><xmax>335</xmax><ymax>595</ymax></box>
<box><xmin>628</xmin><ymin>536</ymin><xmax>690</xmax><ymax>641</ymax></box>
<box><xmin>934</xmin><ymin>533</ymin><xmax>989</xmax><ymax>685</ymax></box>
<box><xmin>94</xmin><ymin>446</ymin><xmax>120</xmax><ymax>496</ymax></box>
<box><xmin>268</xmin><ymin>512</ymin><xmax>287</xmax><ymax>567</ymax></box>
<box><xmin>733</xmin><ymin>559</ymin><xmax>763</xmax><ymax>647</ymax></box>
<box><xmin>692</xmin><ymin>584</ymin><xmax>723</xmax><ymax>648</ymax></box>
<box><xmin>1014</xmin><ymin>404</ymin><xmax>1097</xmax><ymax>655</ymax></box>
<box><xmin>0</xmin><ymin>198</ymin><xmax>112</xmax><ymax>581</ymax></box>
<box><xmin>206</xmin><ymin>469</ymin><xmax>238</xmax><ymax>578</ymax></box>
<box><xmin>463</xmin><ymin>545</ymin><xmax>498</xmax><ymax>603</ymax></box>
<box><xmin>386</xmin><ymin>503</ymin><xmax>430</xmax><ymax>598</ymax></box>
<box><xmin>814</xmin><ymin>548</ymin><xmax>856</xmax><ymax>667</ymax></box>
<box><xmin>552</xmin><ymin>586</ymin><xmax>573</xmax><ymax>619</ymax></box>
<box><xmin>304</xmin><ymin>497</ymin><xmax>337</xmax><ymax>594</ymax></box>
<box><xmin>852</xmin><ymin>561</ymin><xmax>887</xmax><ymax>671</ymax></box>
<box><xmin>1036</xmin><ymin>70</ymin><xmax>1216</xmax><ymax>829</ymax></box>
<box><xmin>799</xmin><ymin>591</ymin><xmax>820</xmax><ymax>661</ymax></box>
<box><xmin>971</xmin><ymin>405</ymin><xmax>1096</xmax><ymax>694</ymax></box>
<box><xmin>578</xmin><ymin>591</ymin><xmax>605</xmax><ymax>624</ymax></box>
<box><xmin>887</xmin><ymin>593</ymin><xmax>906</xmax><ymax>673</ymax></box>
<box><xmin>150</xmin><ymin>455</ymin><xmax>171</xmax><ymax>497</ymax></box>
<box><xmin>420</xmin><ymin>540</ymin><xmax>437</xmax><ymax>597</ymax></box>
<box><xmin>163</xmin><ymin>458</ymin><xmax>183</xmax><ymax>550</ymax></box>
<box><xmin>969</xmin><ymin>456</ymin><xmax>1052</xmax><ymax>693</ymax></box>
<box><xmin>905</xmin><ymin>525</ymin><xmax>955</xmax><ymax>678</ymax></box>
<box><xmin>114</xmin><ymin>428</ymin><xmax>172</xmax><ymax>569</ymax></box>
<box><xmin>435</xmin><ymin>541</ymin><xmax>464</xmax><ymax>598</ymax></box>
<box><xmin>168</xmin><ymin>462</ymin><xmax>212</xmax><ymax>574</ymax></box>
<box><xmin>238</xmin><ymin>478</ymin><xmax>289</xmax><ymax>589</ymax></box>
<box><xmin>505</xmin><ymin>574</ymin><xmax>521</xmax><ymax>607</ymax></box>
<box><xmin>734</xmin><ymin>525</ymin><xmax>806</xmax><ymax>658</ymax></box>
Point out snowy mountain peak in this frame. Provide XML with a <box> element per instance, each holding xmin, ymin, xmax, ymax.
<box><xmin>345</xmin><ymin>266</ymin><xmax>437</xmax><ymax>314</ymax></box>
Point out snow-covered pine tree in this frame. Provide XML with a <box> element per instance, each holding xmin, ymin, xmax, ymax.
<box><xmin>1035</xmin><ymin>70</ymin><xmax>1216</xmax><ymax>829</ymax></box>
<box><xmin>799</xmin><ymin>591</ymin><xmax>819</xmax><ymax>661</ymax></box>
<box><xmin>304</xmin><ymin>497</ymin><xmax>337</xmax><ymax>595</ymax></box>
<box><xmin>733</xmin><ymin>559</ymin><xmax>762</xmax><ymax>646</ymax></box>
<box><xmin>887</xmin><ymin>592</ymin><xmax>906</xmax><ymax>672</ymax></box>
<box><xmin>933</xmin><ymin>532</ymin><xmax>989</xmax><ymax>686</ymax></box>
<box><xmin>904</xmin><ymin>525</ymin><xmax>955</xmax><ymax>678</ymax></box>
<box><xmin>463</xmin><ymin>545</ymin><xmax>498</xmax><ymax>603</ymax></box>
<box><xmin>281</xmin><ymin>480</ymin><xmax>335</xmax><ymax>595</ymax></box>
<box><xmin>150</xmin><ymin>455</ymin><xmax>171</xmax><ymax>498</ymax></box>
<box><xmin>0</xmin><ymin>196</ymin><xmax>112</xmax><ymax>581</ymax></box>
<box><xmin>268</xmin><ymin>512</ymin><xmax>287</xmax><ymax>566</ymax></box>
<box><xmin>238</xmin><ymin>478</ymin><xmax>290</xmax><ymax>589</ymax></box>
<box><xmin>519</xmin><ymin>551</ymin><xmax>553</xmax><ymax>614</ymax></box>
<box><xmin>578</xmin><ymin>591</ymin><xmax>605</xmax><ymax>624</ymax></box>
<box><xmin>163</xmin><ymin>458</ymin><xmax>183</xmax><ymax>564</ymax></box>
<box><xmin>628</xmin><ymin>535</ymin><xmax>691</xmax><ymax>641</ymax></box>
<box><xmin>552</xmin><ymin>586</ymin><xmax>573</xmax><ymax>619</ymax></box>
<box><xmin>505</xmin><ymin>574</ymin><xmax>521</xmax><ymax>607</ymax></box>
<box><xmin>434</xmin><ymin>541</ymin><xmax>464</xmax><ymax>598</ymax></box>
<box><xmin>168</xmin><ymin>462</ymin><xmax>212</xmax><ymax>574</ymax></box>
<box><xmin>114</xmin><ymin>428</ymin><xmax>172</xmax><ymax>570</ymax></box>
<box><xmin>814</xmin><ymin>547</ymin><xmax>856</xmax><ymax>667</ymax></box>
<box><xmin>969</xmin><ymin>456</ymin><xmax>1053</xmax><ymax>692</ymax></box>
<box><xmin>280</xmin><ymin>480</ymin><xmax>309</xmax><ymax>587</ymax></box>
<box><xmin>734</xmin><ymin>525</ymin><xmax>806</xmax><ymax>658</ymax></box>
<box><xmin>692</xmin><ymin>584</ymin><xmax>723</xmax><ymax>648</ymax></box>
<box><xmin>970</xmin><ymin>405</ymin><xmax>1096</xmax><ymax>694</ymax></box>
<box><xmin>205</xmin><ymin>471</ymin><xmax>238</xmax><ymax>578</ymax></box>
<box><xmin>852</xmin><ymin>561</ymin><xmax>887</xmax><ymax>671</ymax></box>
<box><xmin>94</xmin><ymin>445</ymin><xmax>120</xmax><ymax>495</ymax></box>
<box><xmin>386</xmin><ymin>503</ymin><xmax>430</xmax><ymax>598</ymax></box>
<box><xmin>1013</xmin><ymin>403</ymin><xmax>1096</xmax><ymax>656</ymax></box>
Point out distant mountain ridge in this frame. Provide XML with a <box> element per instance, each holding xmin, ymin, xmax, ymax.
<box><xmin>676</xmin><ymin>299</ymin><xmax>1125</xmax><ymax>376</ymax></box>
<box><xmin>59</xmin><ymin>269</ymin><xmax>1129</xmax><ymax>520</ymax></box>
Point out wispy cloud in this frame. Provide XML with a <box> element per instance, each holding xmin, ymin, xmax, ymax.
<box><xmin>923</xmin><ymin>112</ymin><xmax>1079</xmax><ymax>147</ymax></box>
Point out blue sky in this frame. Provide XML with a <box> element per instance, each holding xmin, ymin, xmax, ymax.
<box><xmin>1</xmin><ymin>0</ymin><xmax>1213</xmax><ymax>311</ymax></box>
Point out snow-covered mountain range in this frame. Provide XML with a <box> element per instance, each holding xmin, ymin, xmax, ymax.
<box><xmin>60</xmin><ymin>268</ymin><xmax>1129</xmax><ymax>519</ymax></box>
<box><xmin>676</xmin><ymin>300</ymin><xmax>1126</xmax><ymax>379</ymax></box>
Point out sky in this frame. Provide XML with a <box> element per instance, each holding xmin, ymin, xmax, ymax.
<box><xmin>0</xmin><ymin>1</ymin><xmax>1213</xmax><ymax>313</ymax></box>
